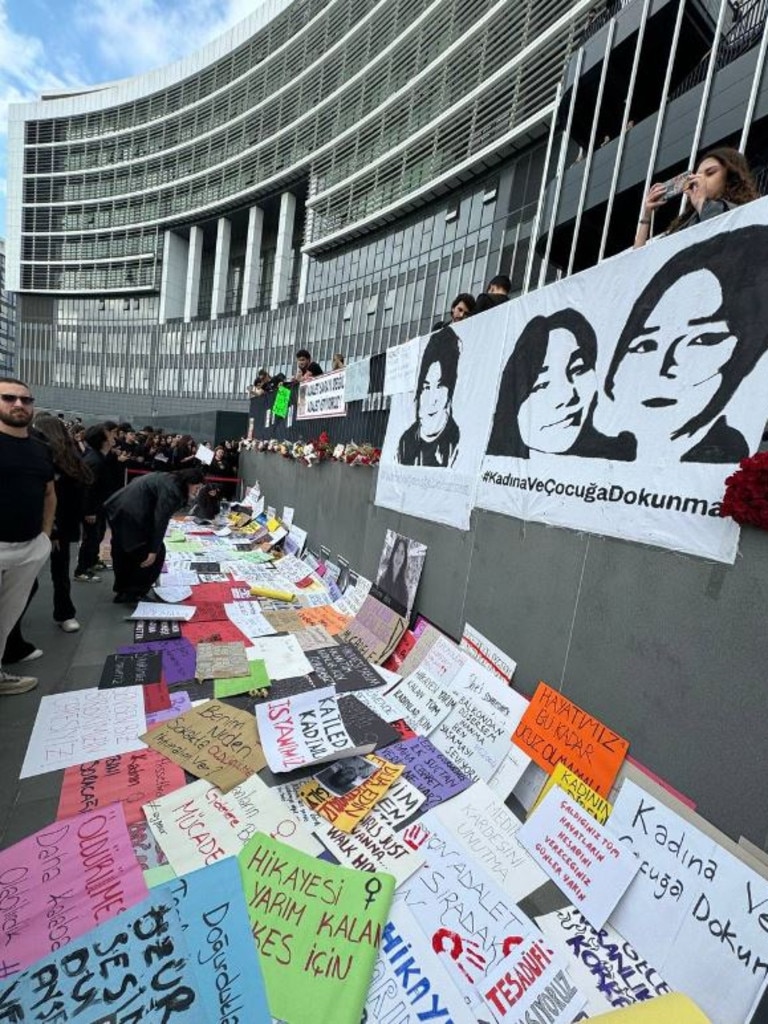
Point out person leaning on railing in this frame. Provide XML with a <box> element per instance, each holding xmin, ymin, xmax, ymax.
<box><xmin>634</xmin><ymin>147</ymin><xmax>759</xmax><ymax>249</ymax></box>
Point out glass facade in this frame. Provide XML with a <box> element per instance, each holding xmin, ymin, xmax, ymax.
<box><xmin>0</xmin><ymin>242</ymin><xmax>17</xmax><ymax>376</ymax></box>
<box><xmin>8</xmin><ymin>0</ymin><xmax>595</xmax><ymax>414</ymax></box>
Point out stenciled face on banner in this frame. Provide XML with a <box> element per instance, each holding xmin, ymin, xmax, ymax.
<box><xmin>376</xmin><ymin>311</ymin><xmax>509</xmax><ymax>530</ymax></box>
<box><xmin>477</xmin><ymin>204</ymin><xmax>768</xmax><ymax>563</ymax></box>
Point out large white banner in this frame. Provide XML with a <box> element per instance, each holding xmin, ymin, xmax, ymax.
<box><xmin>375</xmin><ymin>310</ymin><xmax>509</xmax><ymax>529</ymax></box>
<box><xmin>377</xmin><ymin>200</ymin><xmax>768</xmax><ymax>560</ymax></box>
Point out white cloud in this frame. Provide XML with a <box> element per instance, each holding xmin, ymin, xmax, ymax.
<box><xmin>0</xmin><ymin>0</ymin><xmax>82</xmax><ymax>135</ymax></box>
<box><xmin>73</xmin><ymin>0</ymin><xmax>262</xmax><ymax>78</ymax></box>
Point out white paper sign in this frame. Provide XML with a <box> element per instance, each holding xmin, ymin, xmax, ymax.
<box><xmin>609</xmin><ymin>778</ymin><xmax>768</xmax><ymax>1024</ymax></box>
<box><xmin>144</xmin><ymin>774</ymin><xmax>321</xmax><ymax>875</ymax></box>
<box><xmin>384</xmin><ymin>336</ymin><xmax>421</xmax><ymax>396</ymax></box>
<box><xmin>21</xmin><ymin>688</ymin><xmax>145</xmax><ymax>778</ymax></box>
<box><xmin>245</xmin><ymin>634</ymin><xmax>313</xmax><ymax>679</ymax></box>
<box><xmin>195</xmin><ymin>443</ymin><xmax>214</xmax><ymax>465</ymax></box>
<box><xmin>435</xmin><ymin>781</ymin><xmax>547</xmax><ymax>903</ymax></box>
<box><xmin>482</xmin><ymin>937</ymin><xmax>586</xmax><ymax>1024</ymax></box>
<box><xmin>460</xmin><ymin>622</ymin><xmax>517</xmax><ymax>683</ymax></box>
<box><xmin>154</xmin><ymin>586</ymin><xmax>193</xmax><ymax>603</ymax></box>
<box><xmin>343</xmin><ymin>356</ymin><xmax>370</xmax><ymax>402</ymax></box>
<box><xmin>398</xmin><ymin>815</ymin><xmax>536</xmax><ymax>1013</ymax></box>
<box><xmin>256</xmin><ymin>686</ymin><xmax>359</xmax><ymax>772</ymax></box>
<box><xmin>518</xmin><ymin>787</ymin><xmax>639</xmax><ymax>929</ymax></box>
<box><xmin>224</xmin><ymin>601</ymin><xmax>277</xmax><ymax>638</ymax></box>
<box><xmin>130</xmin><ymin>602</ymin><xmax>196</xmax><ymax>620</ymax></box>
<box><xmin>488</xmin><ymin>746</ymin><xmax>533</xmax><ymax>801</ymax></box>
<box><xmin>317</xmin><ymin>816</ymin><xmax>424</xmax><ymax>886</ymax></box>
<box><xmin>365</xmin><ymin>901</ymin><xmax>476</xmax><ymax>1024</ymax></box>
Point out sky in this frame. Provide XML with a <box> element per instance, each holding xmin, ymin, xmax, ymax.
<box><xmin>0</xmin><ymin>0</ymin><xmax>260</xmax><ymax>236</ymax></box>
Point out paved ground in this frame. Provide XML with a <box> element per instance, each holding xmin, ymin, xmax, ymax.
<box><xmin>0</xmin><ymin>556</ymin><xmax>130</xmax><ymax>849</ymax></box>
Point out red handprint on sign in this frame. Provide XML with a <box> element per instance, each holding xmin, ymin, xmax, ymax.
<box><xmin>431</xmin><ymin>929</ymin><xmax>487</xmax><ymax>983</ymax></box>
<box><xmin>402</xmin><ymin>822</ymin><xmax>429</xmax><ymax>851</ymax></box>
<box><xmin>501</xmin><ymin>935</ymin><xmax>524</xmax><ymax>956</ymax></box>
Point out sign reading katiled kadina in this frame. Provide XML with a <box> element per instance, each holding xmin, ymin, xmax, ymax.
<box><xmin>512</xmin><ymin>681</ymin><xmax>629</xmax><ymax>797</ymax></box>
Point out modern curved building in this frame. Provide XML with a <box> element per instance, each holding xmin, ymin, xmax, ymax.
<box><xmin>6</xmin><ymin>0</ymin><xmax>766</xmax><ymax>420</ymax></box>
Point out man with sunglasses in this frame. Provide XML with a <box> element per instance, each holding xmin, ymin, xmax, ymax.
<box><xmin>0</xmin><ymin>377</ymin><xmax>56</xmax><ymax>695</ymax></box>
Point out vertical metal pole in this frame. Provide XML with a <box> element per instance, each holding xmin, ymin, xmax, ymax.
<box><xmin>639</xmin><ymin>0</ymin><xmax>687</xmax><ymax>219</ymax></box>
<box><xmin>537</xmin><ymin>52</ymin><xmax>585</xmax><ymax>288</ymax></box>
<box><xmin>738</xmin><ymin>7</ymin><xmax>768</xmax><ymax>151</ymax></box>
<box><xmin>567</xmin><ymin>19</ymin><xmax>617</xmax><ymax>275</ymax></box>
<box><xmin>683</xmin><ymin>0</ymin><xmax>730</xmax><ymax>208</ymax></box>
<box><xmin>598</xmin><ymin>0</ymin><xmax>653</xmax><ymax>262</ymax></box>
<box><xmin>522</xmin><ymin>85</ymin><xmax>563</xmax><ymax>294</ymax></box>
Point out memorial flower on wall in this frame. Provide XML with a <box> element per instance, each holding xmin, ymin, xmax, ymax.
<box><xmin>721</xmin><ymin>451</ymin><xmax>768</xmax><ymax>529</ymax></box>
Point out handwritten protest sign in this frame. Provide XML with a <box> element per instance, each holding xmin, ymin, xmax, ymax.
<box><xmin>99</xmin><ymin>650</ymin><xmax>162</xmax><ymax>688</ymax></box>
<box><xmin>257</xmin><ymin>686</ymin><xmax>371</xmax><ymax>772</ymax></box>
<box><xmin>238</xmin><ymin>832</ymin><xmax>395</xmax><ymax>1024</ymax></box>
<box><xmin>488</xmin><ymin>746</ymin><xmax>533</xmax><ymax>801</ymax></box>
<box><xmin>246</xmin><ymin>633</ymin><xmax>314</xmax><ymax>679</ymax></box>
<box><xmin>398</xmin><ymin>815</ymin><xmax>535</xmax><ymax>1012</ymax></box>
<box><xmin>434</xmin><ymin>781</ymin><xmax>547</xmax><ymax>903</ymax></box>
<box><xmin>531</xmin><ymin>762</ymin><xmax>613</xmax><ymax>824</ymax></box>
<box><xmin>609</xmin><ymin>779</ymin><xmax>768</xmax><ymax>1024</ymax></box>
<box><xmin>365</xmin><ymin>901</ymin><xmax>475</xmax><ymax>1023</ymax></box>
<box><xmin>118</xmin><ymin>639</ymin><xmax>197</xmax><ymax>685</ymax></box>
<box><xmin>512</xmin><ymin>681</ymin><xmax>629</xmax><ymax>797</ymax></box>
<box><xmin>301</xmin><ymin>754</ymin><xmax>404</xmax><ymax>833</ymax></box>
<box><xmin>296</xmin><ymin>368</ymin><xmax>347</xmax><ymax>419</ymax></box>
<box><xmin>145</xmin><ymin>774</ymin><xmax>321</xmax><ymax>876</ymax></box>
<box><xmin>460</xmin><ymin>622</ymin><xmax>517</xmax><ymax>683</ymax></box>
<box><xmin>518</xmin><ymin>787</ymin><xmax>639</xmax><ymax>928</ymax></box>
<box><xmin>293</xmin><ymin>625</ymin><xmax>339</xmax><ymax>650</ymax></box>
<box><xmin>337</xmin><ymin>593</ymin><xmax>407</xmax><ymax>664</ymax></box>
<box><xmin>21</xmin><ymin>688</ymin><xmax>146</xmax><ymax>778</ymax></box>
<box><xmin>0</xmin><ymin>804</ymin><xmax>148</xmax><ymax>975</ymax></box>
<box><xmin>382</xmin><ymin>736</ymin><xmax>472</xmax><ymax>814</ymax></box>
<box><xmin>317</xmin><ymin>814</ymin><xmax>424</xmax><ymax>886</ymax></box>
<box><xmin>141</xmin><ymin>699</ymin><xmax>266</xmax><ymax>792</ymax></box>
<box><xmin>482</xmin><ymin>935</ymin><xmax>586</xmax><ymax>1023</ymax></box>
<box><xmin>169</xmin><ymin>858</ymin><xmax>271</xmax><ymax>1022</ymax></box>
<box><xmin>131</xmin><ymin>601</ymin><xmax>197</xmax><ymax>620</ymax></box>
<box><xmin>307</xmin><ymin>642</ymin><xmax>384</xmax><ymax>693</ymax></box>
<box><xmin>57</xmin><ymin>749</ymin><xmax>186</xmax><ymax>826</ymax></box>
<box><xmin>534</xmin><ymin>906</ymin><xmax>671</xmax><ymax>1016</ymax></box>
<box><xmin>225</xmin><ymin>600</ymin><xmax>277</xmax><ymax>638</ymax></box>
<box><xmin>298</xmin><ymin>604</ymin><xmax>351</xmax><ymax>635</ymax></box>
<box><xmin>0</xmin><ymin>888</ymin><xmax>208</xmax><ymax>1021</ymax></box>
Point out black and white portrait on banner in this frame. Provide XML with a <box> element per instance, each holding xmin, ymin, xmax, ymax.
<box><xmin>376</xmin><ymin>316</ymin><xmax>508</xmax><ymax>529</ymax></box>
<box><xmin>477</xmin><ymin>200</ymin><xmax>768</xmax><ymax>563</ymax></box>
<box><xmin>374</xmin><ymin>529</ymin><xmax>427</xmax><ymax>618</ymax></box>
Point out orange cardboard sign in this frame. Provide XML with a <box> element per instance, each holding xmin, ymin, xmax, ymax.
<box><xmin>298</xmin><ymin>605</ymin><xmax>351</xmax><ymax>635</ymax></box>
<box><xmin>512</xmin><ymin>682</ymin><xmax>628</xmax><ymax>798</ymax></box>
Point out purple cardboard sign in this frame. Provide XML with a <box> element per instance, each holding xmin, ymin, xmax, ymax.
<box><xmin>117</xmin><ymin>639</ymin><xmax>197</xmax><ymax>685</ymax></box>
<box><xmin>380</xmin><ymin>736</ymin><xmax>472</xmax><ymax>814</ymax></box>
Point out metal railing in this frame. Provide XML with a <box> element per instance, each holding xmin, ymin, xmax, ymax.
<box><xmin>670</xmin><ymin>0</ymin><xmax>768</xmax><ymax>98</ymax></box>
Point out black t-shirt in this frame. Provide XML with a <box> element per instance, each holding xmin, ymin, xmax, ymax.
<box><xmin>0</xmin><ymin>433</ymin><xmax>55</xmax><ymax>541</ymax></box>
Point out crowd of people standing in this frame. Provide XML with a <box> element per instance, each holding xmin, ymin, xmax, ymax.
<box><xmin>0</xmin><ymin>384</ymin><xmax>243</xmax><ymax>696</ymax></box>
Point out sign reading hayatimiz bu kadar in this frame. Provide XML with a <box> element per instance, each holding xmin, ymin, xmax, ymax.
<box><xmin>297</xmin><ymin>368</ymin><xmax>347</xmax><ymax>420</ymax></box>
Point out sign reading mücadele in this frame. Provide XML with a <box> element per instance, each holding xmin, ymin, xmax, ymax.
<box><xmin>297</xmin><ymin>368</ymin><xmax>347</xmax><ymax>419</ymax></box>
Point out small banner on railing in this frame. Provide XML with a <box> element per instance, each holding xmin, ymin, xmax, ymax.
<box><xmin>297</xmin><ymin>369</ymin><xmax>347</xmax><ymax>420</ymax></box>
<box><xmin>272</xmin><ymin>384</ymin><xmax>292</xmax><ymax>419</ymax></box>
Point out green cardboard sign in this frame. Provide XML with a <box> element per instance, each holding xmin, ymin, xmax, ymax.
<box><xmin>272</xmin><ymin>385</ymin><xmax>291</xmax><ymax>419</ymax></box>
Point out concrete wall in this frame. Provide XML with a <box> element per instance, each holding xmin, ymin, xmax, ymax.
<box><xmin>241</xmin><ymin>450</ymin><xmax>768</xmax><ymax>850</ymax></box>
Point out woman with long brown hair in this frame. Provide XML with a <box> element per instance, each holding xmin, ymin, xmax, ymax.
<box><xmin>33</xmin><ymin>414</ymin><xmax>93</xmax><ymax>630</ymax></box>
<box><xmin>634</xmin><ymin>147</ymin><xmax>759</xmax><ymax>249</ymax></box>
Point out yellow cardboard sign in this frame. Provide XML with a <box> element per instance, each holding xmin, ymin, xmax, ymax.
<box><xmin>530</xmin><ymin>761</ymin><xmax>612</xmax><ymax>824</ymax></box>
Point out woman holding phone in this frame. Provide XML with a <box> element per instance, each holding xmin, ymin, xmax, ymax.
<box><xmin>633</xmin><ymin>148</ymin><xmax>758</xmax><ymax>249</ymax></box>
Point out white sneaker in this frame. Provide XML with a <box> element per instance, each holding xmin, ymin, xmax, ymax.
<box><xmin>19</xmin><ymin>648</ymin><xmax>44</xmax><ymax>662</ymax></box>
<box><xmin>58</xmin><ymin>619</ymin><xmax>80</xmax><ymax>633</ymax></box>
<box><xmin>0</xmin><ymin>670</ymin><xmax>38</xmax><ymax>695</ymax></box>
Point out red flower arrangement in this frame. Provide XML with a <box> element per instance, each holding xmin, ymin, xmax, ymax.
<box><xmin>720</xmin><ymin>451</ymin><xmax>768</xmax><ymax>529</ymax></box>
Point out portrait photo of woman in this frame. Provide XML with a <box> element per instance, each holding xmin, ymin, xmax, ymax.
<box><xmin>375</xmin><ymin>529</ymin><xmax>426</xmax><ymax>618</ymax></box>
<box><xmin>397</xmin><ymin>328</ymin><xmax>461</xmax><ymax>468</ymax></box>
<box><xmin>602</xmin><ymin>223</ymin><xmax>768</xmax><ymax>463</ymax></box>
<box><xmin>486</xmin><ymin>308</ymin><xmax>631</xmax><ymax>459</ymax></box>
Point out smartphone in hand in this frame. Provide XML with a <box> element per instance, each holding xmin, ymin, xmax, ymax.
<box><xmin>662</xmin><ymin>171</ymin><xmax>692</xmax><ymax>201</ymax></box>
